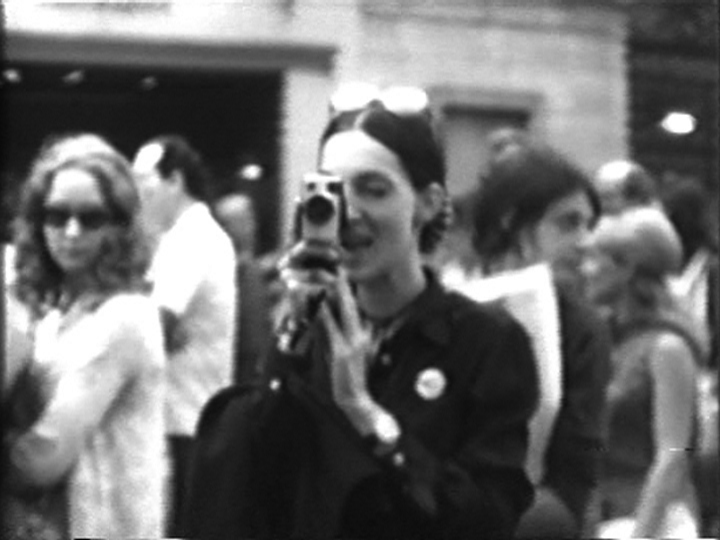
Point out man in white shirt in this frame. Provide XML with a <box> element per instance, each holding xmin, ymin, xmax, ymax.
<box><xmin>133</xmin><ymin>135</ymin><xmax>236</xmax><ymax>537</ymax></box>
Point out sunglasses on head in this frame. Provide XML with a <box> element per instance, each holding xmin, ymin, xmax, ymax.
<box><xmin>43</xmin><ymin>205</ymin><xmax>117</xmax><ymax>231</ymax></box>
<box><xmin>329</xmin><ymin>83</ymin><xmax>431</xmax><ymax>117</ymax></box>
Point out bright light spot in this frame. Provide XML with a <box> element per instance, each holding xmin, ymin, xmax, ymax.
<box><xmin>133</xmin><ymin>143</ymin><xmax>164</xmax><ymax>174</ymax></box>
<box><xmin>63</xmin><ymin>70</ymin><xmax>85</xmax><ymax>85</ymax></box>
<box><xmin>4</xmin><ymin>69</ymin><xmax>22</xmax><ymax>84</ymax></box>
<box><xmin>660</xmin><ymin>111</ymin><xmax>697</xmax><ymax>135</ymax></box>
<box><xmin>140</xmin><ymin>76</ymin><xmax>158</xmax><ymax>90</ymax></box>
<box><xmin>330</xmin><ymin>82</ymin><xmax>378</xmax><ymax>113</ymax></box>
<box><xmin>239</xmin><ymin>163</ymin><xmax>263</xmax><ymax>182</ymax></box>
<box><xmin>597</xmin><ymin>160</ymin><xmax>633</xmax><ymax>180</ymax></box>
<box><xmin>329</xmin><ymin>82</ymin><xmax>429</xmax><ymax>115</ymax></box>
<box><xmin>381</xmin><ymin>86</ymin><xmax>429</xmax><ymax>114</ymax></box>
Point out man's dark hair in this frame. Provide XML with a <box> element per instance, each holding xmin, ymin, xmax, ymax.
<box><xmin>619</xmin><ymin>161</ymin><xmax>658</xmax><ymax>207</ymax></box>
<box><xmin>146</xmin><ymin>135</ymin><xmax>211</xmax><ymax>202</ymax></box>
<box><xmin>662</xmin><ymin>178</ymin><xmax>718</xmax><ymax>261</ymax></box>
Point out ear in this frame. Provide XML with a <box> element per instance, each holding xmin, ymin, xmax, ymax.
<box><xmin>414</xmin><ymin>183</ymin><xmax>445</xmax><ymax>227</ymax></box>
<box><xmin>515</xmin><ymin>226</ymin><xmax>541</xmax><ymax>265</ymax></box>
<box><xmin>166</xmin><ymin>170</ymin><xmax>186</xmax><ymax>194</ymax></box>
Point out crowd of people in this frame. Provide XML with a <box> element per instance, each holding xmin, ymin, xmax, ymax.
<box><xmin>2</xmin><ymin>85</ymin><xmax>717</xmax><ymax>539</ymax></box>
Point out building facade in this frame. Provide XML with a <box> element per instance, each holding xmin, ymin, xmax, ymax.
<box><xmin>0</xmin><ymin>0</ymin><xmax>651</xmax><ymax>248</ymax></box>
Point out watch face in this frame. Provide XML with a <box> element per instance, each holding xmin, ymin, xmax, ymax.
<box><xmin>376</xmin><ymin>412</ymin><xmax>401</xmax><ymax>446</ymax></box>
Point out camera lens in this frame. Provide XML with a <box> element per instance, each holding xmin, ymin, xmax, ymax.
<box><xmin>305</xmin><ymin>195</ymin><xmax>336</xmax><ymax>225</ymax></box>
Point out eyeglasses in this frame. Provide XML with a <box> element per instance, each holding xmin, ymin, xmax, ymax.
<box><xmin>43</xmin><ymin>205</ymin><xmax>117</xmax><ymax>231</ymax></box>
<box><xmin>329</xmin><ymin>83</ymin><xmax>431</xmax><ymax>117</ymax></box>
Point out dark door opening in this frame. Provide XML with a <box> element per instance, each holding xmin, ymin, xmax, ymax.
<box><xmin>1</xmin><ymin>62</ymin><xmax>282</xmax><ymax>253</ymax></box>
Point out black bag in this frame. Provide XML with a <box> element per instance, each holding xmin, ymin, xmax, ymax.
<box><xmin>181</xmin><ymin>383</ymin><xmax>267</xmax><ymax>539</ymax></box>
<box><xmin>2</xmin><ymin>485</ymin><xmax>68</xmax><ymax>540</ymax></box>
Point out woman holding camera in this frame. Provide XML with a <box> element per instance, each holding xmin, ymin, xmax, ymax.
<box><xmin>183</xmin><ymin>86</ymin><xmax>539</xmax><ymax>539</ymax></box>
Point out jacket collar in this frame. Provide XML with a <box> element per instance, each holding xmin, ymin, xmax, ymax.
<box><xmin>387</xmin><ymin>267</ymin><xmax>453</xmax><ymax>348</ymax></box>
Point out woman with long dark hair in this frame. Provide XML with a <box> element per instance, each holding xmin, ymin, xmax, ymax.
<box><xmin>470</xmin><ymin>142</ymin><xmax>612</xmax><ymax>537</ymax></box>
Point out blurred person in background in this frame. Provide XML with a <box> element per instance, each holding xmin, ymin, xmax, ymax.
<box><xmin>132</xmin><ymin>134</ymin><xmax>236</xmax><ymax>537</ymax></box>
<box><xmin>471</xmin><ymin>143</ymin><xmax>611</xmax><ymax>538</ymax></box>
<box><xmin>592</xmin><ymin>159</ymin><xmax>661</xmax><ymax>216</ymax></box>
<box><xmin>4</xmin><ymin>184</ymin><xmax>30</xmax><ymax>394</ymax></box>
<box><xmin>663</xmin><ymin>178</ymin><xmax>719</xmax><ymax>365</ymax></box>
<box><xmin>486</xmin><ymin>127</ymin><xmax>530</xmax><ymax>165</ymax></box>
<box><xmin>433</xmin><ymin>189</ymin><xmax>483</xmax><ymax>288</ymax></box>
<box><xmin>183</xmin><ymin>86</ymin><xmax>539</xmax><ymax>539</ymax></box>
<box><xmin>213</xmin><ymin>192</ymin><xmax>273</xmax><ymax>384</ymax></box>
<box><xmin>583</xmin><ymin>206</ymin><xmax>703</xmax><ymax>538</ymax></box>
<box><xmin>662</xmin><ymin>178</ymin><xmax>719</xmax><ymax>535</ymax></box>
<box><xmin>436</xmin><ymin>127</ymin><xmax>529</xmax><ymax>287</ymax></box>
<box><xmin>3</xmin><ymin>133</ymin><xmax>167</xmax><ymax>539</ymax></box>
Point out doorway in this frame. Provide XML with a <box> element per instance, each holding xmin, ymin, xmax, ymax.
<box><xmin>1</xmin><ymin>62</ymin><xmax>282</xmax><ymax>252</ymax></box>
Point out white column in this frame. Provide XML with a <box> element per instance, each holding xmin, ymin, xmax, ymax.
<box><xmin>279</xmin><ymin>68</ymin><xmax>334</xmax><ymax>246</ymax></box>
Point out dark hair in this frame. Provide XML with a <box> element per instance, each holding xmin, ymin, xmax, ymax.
<box><xmin>319</xmin><ymin>103</ymin><xmax>450</xmax><ymax>253</ymax></box>
<box><xmin>472</xmin><ymin>143</ymin><xmax>600</xmax><ymax>260</ymax></box>
<box><xmin>661</xmin><ymin>178</ymin><xmax>718</xmax><ymax>260</ymax></box>
<box><xmin>487</xmin><ymin>127</ymin><xmax>530</xmax><ymax>163</ymax></box>
<box><xmin>13</xmin><ymin>134</ymin><xmax>150</xmax><ymax>317</ymax></box>
<box><xmin>621</xmin><ymin>162</ymin><xmax>658</xmax><ymax>206</ymax></box>
<box><xmin>144</xmin><ymin>135</ymin><xmax>211</xmax><ymax>202</ymax></box>
<box><xmin>598</xmin><ymin>160</ymin><xmax>660</xmax><ymax>207</ymax></box>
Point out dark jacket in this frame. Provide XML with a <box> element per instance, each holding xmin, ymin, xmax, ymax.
<box><xmin>183</xmin><ymin>272</ymin><xmax>539</xmax><ymax>539</ymax></box>
<box><xmin>232</xmin><ymin>257</ymin><xmax>273</xmax><ymax>384</ymax></box>
<box><xmin>543</xmin><ymin>290</ymin><xmax>611</xmax><ymax>521</ymax></box>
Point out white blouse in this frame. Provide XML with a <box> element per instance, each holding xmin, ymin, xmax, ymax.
<box><xmin>9</xmin><ymin>292</ymin><xmax>169</xmax><ymax>538</ymax></box>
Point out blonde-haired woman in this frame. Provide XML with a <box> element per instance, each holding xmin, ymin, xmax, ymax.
<box><xmin>584</xmin><ymin>206</ymin><xmax>703</xmax><ymax>538</ymax></box>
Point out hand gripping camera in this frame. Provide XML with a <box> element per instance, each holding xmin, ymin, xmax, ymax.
<box><xmin>277</xmin><ymin>172</ymin><xmax>347</xmax><ymax>354</ymax></box>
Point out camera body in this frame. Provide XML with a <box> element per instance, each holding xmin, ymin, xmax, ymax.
<box><xmin>297</xmin><ymin>172</ymin><xmax>346</xmax><ymax>247</ymax></box>
<box><xmin>277</xmin><ymin>172</ymin><xmax>346</xmax><ymax>353</ymax></box>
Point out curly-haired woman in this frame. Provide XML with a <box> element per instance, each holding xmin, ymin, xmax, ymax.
<box><xmin>4</xmin><ymin>133</ymin><xmax>167</xmax><ymax>539</ymax></box>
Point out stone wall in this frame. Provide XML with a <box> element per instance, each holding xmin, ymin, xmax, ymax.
<box><xmin>5</xmin><ymin>0</ymin><xmax>630</xmax><ymax>239</ymax></box>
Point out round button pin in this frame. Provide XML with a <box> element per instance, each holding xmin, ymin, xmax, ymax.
<box><xmin>415</xmin><ymin>368</ymin><xmax>446</xmax><ymax>400</ymax></box>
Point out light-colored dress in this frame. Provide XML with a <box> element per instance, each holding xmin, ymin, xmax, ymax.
<box><xmin>597</xmin><ymin>319</ymin><xmax>700</xmax><ymax>538</ymax></box>
<box><xmin>8</xmin><ymin>292</ymin><xmax>168</xmax><ymax>538</ymax></box>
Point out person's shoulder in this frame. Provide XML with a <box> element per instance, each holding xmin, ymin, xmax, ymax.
<box><xmin>638</xmin><ymin>311</ymin><xmax>706</xmax><ymax>365</ymax></box>
<box><xmin>441</xmin><ymin>287</ymin><xmax>526</xmax><ymax>336</ymax></box>
<box><xmin>98</xmin><ymin>292</ymin><xmax>164</xmax><ymax>366</ymax></box>
<box><xmin>98</xmin><ymin>292</ymin><xmax>161</xmax><ymax>329</ymax></box>
<box><xmin>645</xmin><ymin>330</ymin><xmax>698</xmax><ymax>382</ymax></box>
<box><xmin>102</xmin><ymin>290</ymin><xmax>156</xmax><ymax>309</ymax></box>
<box><xmin>652</xmin><ymin>330</ymin><xmax>694</xmax><ymax>355</ymax></box>
<box><xmin>186</xmin><ymin>203</ymin><xmax>234</xmax><ymax>251</ymax></box>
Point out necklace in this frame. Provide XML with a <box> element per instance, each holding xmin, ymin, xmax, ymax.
<box><xmin>362</xmin><ymin>303</ymin><xmax>413</xmax><ymax>369</ymax></box>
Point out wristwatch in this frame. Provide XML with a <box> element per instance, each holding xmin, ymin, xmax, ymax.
<box><xmin>365</xmin><ymin>411</ymin><xmax>402</xmax><ymax>459</ymax></box>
